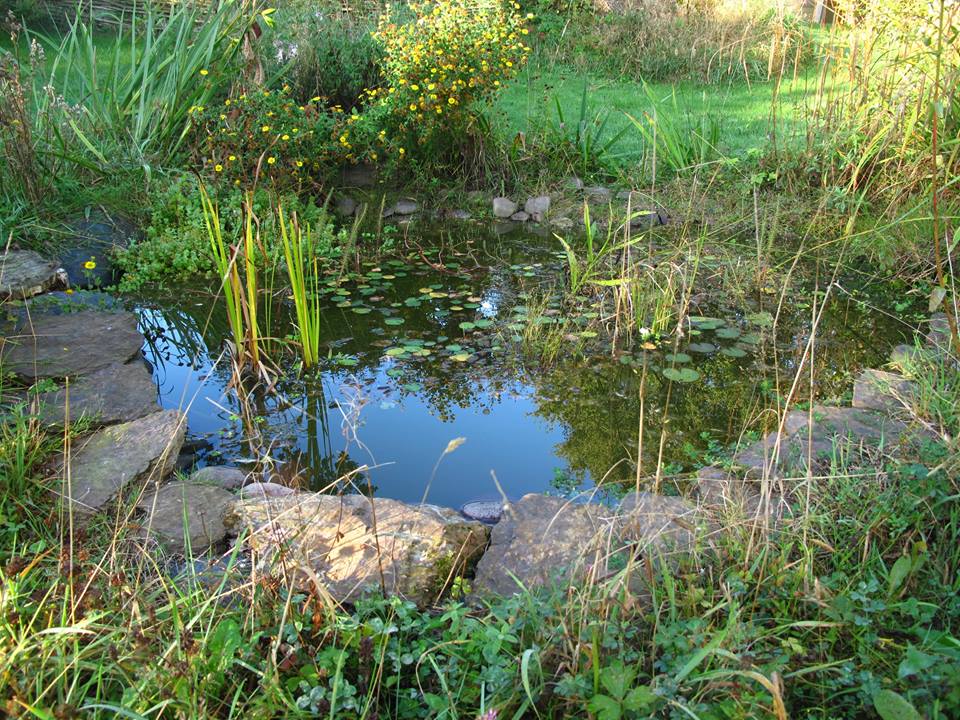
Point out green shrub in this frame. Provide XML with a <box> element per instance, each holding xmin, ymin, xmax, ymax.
<box><xmin>191</xmin><ymin>86</ymin><xmax>341</xmax><ymax>190</ymax></box>
<box><xmin>116</xmin><ymin>176</ymin><xmax>341</xmax><ymax>289</ymax></box>
<box><xmin>266</xmin><ymin>0</ymin><xmax>381</xmax><ymax>110</ymax></box>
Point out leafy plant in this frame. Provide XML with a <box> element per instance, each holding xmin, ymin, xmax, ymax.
<box><xmin>278</xmin><ymin>205</ymin><xmax>322</xmax><ymax>367</ymax></box>
<box><xmin>549</xmin><ymin>80</ymin><xmax>628</xmax><ymax>177</ymax></box>
<box><xmin>587</xmin><ymin>661</ymin><xmax>657</xmax><ymax>720</ymax></box>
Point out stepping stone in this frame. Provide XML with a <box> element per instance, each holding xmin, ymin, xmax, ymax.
<box><xmin>188</xmin><ymin>465</ymin><xmax>249</xmax><ymax>491</ymax></box>
<box><xmin>225</xmin><ymin>493</ymin><xmax>488</xmax><ymax>607</ymax></box>
<box><xmin>0</xmin><ymin>249</ymin><xmax>66</xmax><ymax>300</ymax></box>
<box><xmin>138</xmin><ymin>481</ymin><xmax>236</xmax><ymax>554</ymax></box>
<box><xmin>59</xmin><ymin>409</ymin><xmax>186</xmax><ymax>519</ymax></box>
<box><xmin>852</xmin><ymin>369</ymin><xmax>917</xmax><ymax>413</ymax></box>
<box><xmin>472</xmin><ymin>494</ymin><xmax>601</xmax><ymax>598</ymax></box>
<box><xmin>34</xmin><ymin>361</ymin><xmax>158</xmax><ymax>428</ymax></box>
<box><xmin>335</xmin><ymin>196</ymin><xmax>358</xmax><ymax>217</ymax></box>
<box><xmin>1</xmin><ymin>310</ymin><xmax>144</xmax><ymax>380</ymax></box>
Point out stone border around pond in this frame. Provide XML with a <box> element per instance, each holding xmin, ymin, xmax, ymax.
<box><xmin>2</xmin><ymin>247</ymin><xmax>949</xmax><ymax>609</ymax></box>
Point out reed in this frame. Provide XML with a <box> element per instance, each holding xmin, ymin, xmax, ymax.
<box><xmin>278</xmin><ymin>205</ymin><xmax>323</xmax><ymax>368</ymax></box>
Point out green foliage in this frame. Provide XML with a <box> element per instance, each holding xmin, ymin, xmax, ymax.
<box><xmin>116</xmin><ymin>175</ymin><xmax>337</xmax><ymax>289</ymax></box>
<box><xmin>544</xmin><ymin>80</ymin><xmax>628</xmax><ymax>177</ymax></box>
<box><xmin>267</xmin><ymin>0</ymin><xmax>381</xmax><ymax>110</ymax></box>
<box><xmin>41</xmin><ymin>0</ymin><xmax>259</xmax><ymax>167</ymax></box>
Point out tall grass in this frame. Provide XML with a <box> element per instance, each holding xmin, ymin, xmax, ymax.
<box><xmin>278</xmin><ymin>206</ymin><xmax>322</xmax><ymax>367</ymax></box>
<box><xmin>41</xmin><ymin>0</ymin><xmax>257</xmax><ymax>167</ymax></box>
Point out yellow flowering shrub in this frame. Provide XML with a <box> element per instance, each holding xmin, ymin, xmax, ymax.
<box><xmin>191</xmin><ymin>85</ymin><xmax>353</xmax><ymax>188</ymax></box>
<box><xmin>361</xmin><ymin>0</ymin><xmax>532</xmax><ymax>163</ymax></box>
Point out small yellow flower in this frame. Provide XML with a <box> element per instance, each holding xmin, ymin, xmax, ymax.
<box><xmin>228</xmin><ymin>155</ymin><xmax>236</xmax><ymax>161</ymax></box>
<box><xmin>296</xmin><ymin>160</ymin><xmax>304</xmax><ymax>168</ymax></box>
<box><xmin>281</xmin><ymin>134</ymin><xmax>290</xmax><ymax>141</ymax></box>
<box><xmin>214</xmin><ymin>164</ymin><xmax>223</xmax><ymax>172</ymax></box>
<box><xmin>261</xmin><ymin>125</ymin><xmax>271</xmax><ymax>133</ymax></box>
<box><xmin>84</xmin><ymin>260</ymin><xmax>96</xmax><ymax>270</ymax></box>
<box><xmin>200</xmin><ymin>68</ymin><xmax>209</xmax><ymax>76</ymax></box>
<box><xmin>267</xmin><ymin>156</ymin><xmax>276</xmax><ymax>165</ymax></box>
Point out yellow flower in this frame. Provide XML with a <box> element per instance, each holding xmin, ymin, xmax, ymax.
<box><xmin>200</xmin><ymin>68</ymin><xmax>209</xmax><ymax>76</ymax></box>
<box><xmin>296</xmin><ymin>160</ymin><xmax>304</xmax><ymax>167</ymax></box>
<box><xmin>267</xmin><ymin>156</ymin><xmax>276</xmax><ymax>165</ymax></box>
<box><xmin>228</xmin><ymin>155</ymin><xmax>236</xmax><ymax>161</ymax></box>
<box><xmin>261</xmin><ymin>125</ymin><xmax>271</xmax><ymax>133</ymax></box>
<box><xmin>84</xmin><ymin>260</ymin><xmax>96</xmax><ymax>270</ymax></box>
<box><xmin>282</xmin><ymin>134</ymin><xmax>290</xmax><ymax>140</ymax></box>
<box><xmin>214</xmin><ymin>164</ymin><xmax>223</xmax><ymax>172</ymax></box>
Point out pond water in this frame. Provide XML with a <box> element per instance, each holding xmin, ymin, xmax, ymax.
<box><xmin>131</xmin><ymin>225</ymin><xmax>914</xmax><ymax>510</ymax></box>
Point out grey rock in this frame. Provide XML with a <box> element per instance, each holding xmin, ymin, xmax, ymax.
<box><xmin>926</xmin><ymin>312</ymin><xmax>952</xmax><ymax>350</ymax></box>
<box><xmin>59</xmin><ymin>409</ymin><xmax>186</xmax><ymax>519</ymax></box>
<box><xmin>461</xmin><ymin>500</ymin><xmax>505</xmax><ymax>524</ymax></box>
<box><xmin>1</xmin><ymin>310</ymin><xmax>144</xmax><ymax>380</ymax></box>
<box><xmin>584</xmin><ymin>186</ymin><xmax>612</xmax><ymax>203</ymax></box>
<box><xmin>239</xmin><ymin>481</ymin><xmax>296</xmax><ymax>499</ymax></box>
<box><xmin>381</xmin><ymin>205</ymin><xmax>396</xmax><ymax>219</ymax></box>
<box><xmin>695</xmin><ymin>466</ymin><xmax>788</xmax><ymax>521</ymax></box>
<box><xmin>0</xmin><ymin>250</ymin><xmax>67</xmax><ymax>300</ymax></box>
<box><xmin>189</xmin><ymin>465</ymin><xmax>249</xmax><ymax>491</ymax></box>
<box><xmin>616</xmin><ymin>190</ymin><xmax>639</xmax><ymax>201</ymax></box>
<box><xmin>492</xmin><ymin>197</ymin><xmax>518</xmax><ymax>219</ymax></box>
<box><xmin>225</xmin><ymin>493</ymin><xmax>489</xmax><ymax>606</ymax></box>
<box><xmin>138</xmin><ymin>481</ymin><xmax>235</xmax><ymax>554</ymax></box>
<box><xmin>393</xmin><ymin>199</ymin><xmax>419</xmax><ymax>215</ymax></box>
<box><xmin>565</xmin><ymin>177</ymin><xmax>585</xmax><ymax>192</ymax></box>
<box><xmin>853</xmin><ymin>369</ymin><xmax>917</xmax><ymax>413</ymax></box>
<box><xmin>618</xmin><ymin>492</ymin><xmax>717</xmax><ymax>561</ymax></box>
<box><xmin>510</xmin><ymin>211</ymin><xmax>530</xmax><ymax>223</ymax></box>
<box><xmin>59</xmin><ymin>211</ymin><xmax>140</xmax><ymax>289</ymax></box>
<box><xmin>335</xmin><ymin>196</ymin><xmax>358</xmax><ymax>217</ymax></box>
<box><xmin>472</xmin><ymin>494</ymin><xmax>600</xmax><ymax>598</ymax></box>
<box><xmin>35</xmin><ymin>361</ymin><xmax>158</xmax><ymax>428</ymax></box>
<box><xmin>629</xmin><ymin>210</ymin><xmax>663</xmax><ymax>229</ymax></box>
<box><xmin>523</xmin><ymin>195</ymin><xmax>551</xmax><ymax>221</ymax></box>
<box><xmin>446</xmin><ymin>209</ymin><xmax>472</xmax><ymax>221</ymax></box>
<box><xmin>732</xmin><ymin>405</ymin><xmax>924</xmax><ymax>478</ymax></box>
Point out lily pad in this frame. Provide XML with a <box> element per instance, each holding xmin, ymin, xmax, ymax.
<box><xmin>746</xmin><ymin>311</ymin><xmax>774</xmax><ymax>327</ymax></box>
<box><xmin>688</xmin><ymin>342</ymin><xmax>717</xmax><ymax>354</ymax></box>
<box><xmin>384</xmin><ymin>317</ymin><xmax>405</xmax><ymax>326</ymax></box>
<box><xmin>662</xmin><ymin>367</ymin><xmax>700</xmax><ymax>383</ymax></box>
<box><xmin>664</xmin><ymin>353</ymin><xmax>691</xmax><ymax>363</ymax></box>
<box><xmin>715</xmin><ymin>327</ymin><xmax>741</xmax><ymax>340</ymax></box>
<box><xmin>450</xmin><ymin>353</ymin><xmax>472</xmax><ymax>362</ymax></box>
<box><xmin>720</xmin><ymin>347</ymin><xmax>748</xmax><ymax>358</ymax></box>
<box><xmin>459</xmin><ymin>322</ymin><xmax>476</xmax><ymax>331</ymax></box>
<box><xmin>402</xmin><ymin>383</ymin><xmax>422</xmax><ymax>392</ymax></box>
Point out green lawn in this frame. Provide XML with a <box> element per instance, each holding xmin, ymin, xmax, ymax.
<box><xmin>496</xmin><ymin>59</ymin><xmax>831</xmax><ymax>168</ymax></box>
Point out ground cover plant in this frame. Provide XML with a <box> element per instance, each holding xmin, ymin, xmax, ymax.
<box><xmin>1</xmin><ymin>0</ymin><xmax>958</xmax><ymax>718</ymax></box>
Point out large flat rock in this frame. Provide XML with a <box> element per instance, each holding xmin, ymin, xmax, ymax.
<box><xmin>1</xmin><ymin>310</ymin><xmax>144</xmax><ymax>380</ymax></box>
<box><xmin>0</xmin><ymin>250</ymin><xmax>66</xmax><ymax>300</ymax></box>
<box><xmin>472</xmin><ymin>494</ymin><xmax>601</xmax><ymax>598</ymax></box>
<box><xmin>225</xmin><ymin>493</ymin><xmax>489</xmax><ymax>606</ymax></box>
<box><xmin>733</xmin><ymin>405</ymin><xmax>922</xmax><ymax>477</ymax></box>
<box><xmin>59</xmin><ymin>409</ymin><xmax>186</xmax><ymax>518</ymax></box>
<box><xmin>138</xmin><ymin>481</ymin><xmax>236</xmax><ymax>554</ymax></box>
<box><xmin>35</xmin><ymin>361</ymin><xmax>158</xmax><ymax>428</ymax></box>
<box><xmin>852</xmin><ymin>369</ymin><xmax>917</xmax><ymax>414</ymax></box>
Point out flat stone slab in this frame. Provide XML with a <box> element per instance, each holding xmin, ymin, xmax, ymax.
<box><xmin>733</xmin><ymin>405</ymin><xmax>922</xmax><ymax>477</ymax></box>
<box><xmin>59</xmin><ymin>409</ymin><xmax>186</xmax><ymax>518</ymax></box>
<box><xmin>1</xmin><ymin>310</ymin><xmax>144</xmax><ymax>380</ymax></box>
<box><xmin>472</xmin><ymin>494</ymin><xmax>601</xmax><ymax>598</ymax></box>
<box><xmin>138</xmin><ymin>481</ymin><xmax>236</xmax><ymax>554</ymax></box>
<box><xmin>225</xmin><ymin>493</ymin><xmax>488</xmax><ymax>606</ymax></box>
<box><xmin>0</xmin><ymin>250</ymin><xmax>66</xmax><ymax>300</ymax></box>
<box><xmin>35</xmin><ymin>361</ymin><xmax>158</xmax><ymax>428</ymax></box>
<box><xmin>852</xmin><ymin>369</ymin><xmax>917</xmax><ymax>413</ymax></box>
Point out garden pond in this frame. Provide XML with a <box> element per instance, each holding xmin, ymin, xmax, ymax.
<box><xmin>111</xmin><ymin>225</ymin><xmax>916</xmax><ymax>510</ymax></box>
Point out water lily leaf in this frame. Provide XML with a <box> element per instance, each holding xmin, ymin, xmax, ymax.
<box><xmin>715</xmin><ymin>327</ymin><xmax>741</xmax><ymax>339</ymax></box>
<box><xmin>688</xmin><ymin>342</ymin><xmax>716</xmax><ymax>354</ymax></box>
<box><xmin>386</xmin><ymin>368</ymin><xmax>403</xmax><ymax>378</ymax></box>
<box><xmin>336</xmin><ymin>356</ymin><xmax>358</xmax><ymax>367</ymax></box>
<box><xmin>739</xmin><ymin>333</ymin><xmax>761</xmax><ymax>345</ymax></box>
<box><xmin>402</xmin><ymin>383</ymin><xmax>422</xmax><ymax>392</ymax></box>
<box><xmin>351</xmin><ymin>307</ymin><xmax>372</xmax><ymax>315</ymax></box>
<box><xmin>474</xmin><ymin>319</ymin><xmax>493</xmax><ymax>329</ymax></box>
<box><xmin>664</xmin><ymin>353</ymin><xmax>691</xmax><ymax>363</ymax></box>
<box><xmin>720</xmin><ymin>347</ymin><xmax>747</xmax><ymax>358</ymax></box>
<box><xmin>384</xmin><ymin>318</ymin><xmax>405</xmax><ymax>326</ymax></box>
<box><xmin>746</xmin><ymin>311</ymin><xmax>774</xmax><ymax>327</ymax></box>
<box><xmin>451</xmin><ymin>353</ymin><xmax>471</xmax><ymax>362</ymax></box>
<box><xmin>459</xmin><ymin>322</ymin><xmax>476</xmax><ymax>331</ymax></box>
<box><xmin>662</xmin><ymin>367</ymin><xmax>700</xmax><ymax>383</ymax></box>
<box><xmin>385</xmin><ymin>347</ymin><xmax>407</xmax><ymax>357</ymax></box>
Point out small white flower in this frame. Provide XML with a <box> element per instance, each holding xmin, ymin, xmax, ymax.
<box><xmin>638</xmin><ymin>327</ymin><xmax>652</xmax><ymax>338</ymax></box>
